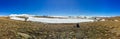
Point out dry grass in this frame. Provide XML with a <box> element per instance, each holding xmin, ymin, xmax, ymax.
<box><xmin>0</xmin><ymin>17</ymin><xmax>119</xmax><ymax>39</ymax></box>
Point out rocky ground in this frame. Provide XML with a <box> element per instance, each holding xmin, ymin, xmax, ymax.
<box><xmin>0</xmin><ymin>17</ymin><xmax>119</xmax><ymax>39</ymax></box>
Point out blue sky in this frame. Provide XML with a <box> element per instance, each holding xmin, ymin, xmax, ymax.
<box><xmin>0</xmin><ymin>0</ymin><xmax>120</xmax><ymax>16</ymax></box>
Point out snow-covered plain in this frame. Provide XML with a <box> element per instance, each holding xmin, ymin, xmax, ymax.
<box><xmin>9</xmin><ymin>14</ymin><xmax>95</xmax><ymax>23</ymax></box>
<box><xmin>10</xmin><ymin>16</ymin><xmax>94</xmax><ymax>23</ymax></box>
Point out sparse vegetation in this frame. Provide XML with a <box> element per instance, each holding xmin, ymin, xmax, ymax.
<box><xmin>0</xmin><ymin>17</ymin><xmax>119</xmax><ymax>39</ymax></box>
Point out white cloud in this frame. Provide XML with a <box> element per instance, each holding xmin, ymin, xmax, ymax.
<box><xmin>9</xmin><ymin>14</ymin><xmax>35</xmax><ymax>17</ymax></box>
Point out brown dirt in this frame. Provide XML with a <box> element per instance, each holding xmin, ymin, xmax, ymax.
<box><xmin>0</xmin><ymin>17</ymin><xmax>119</xmax><ymax>39</ymax></box>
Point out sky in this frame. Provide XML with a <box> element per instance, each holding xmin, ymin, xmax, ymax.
<box><xmin>0</xmin><ymin>0</ymin><xmax>120</xmax><ymax>16</ymax></box>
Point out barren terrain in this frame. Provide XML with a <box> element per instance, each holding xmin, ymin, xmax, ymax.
<box><xmin>0</xmin><ymin>17</ymin><xmax>119</xmax><ymax>39</ymax></box>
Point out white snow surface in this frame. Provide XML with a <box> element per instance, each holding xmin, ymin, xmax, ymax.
<box><xmin>10</xmin><ymin>16</ymin><xmax>94</xmax><ymax>23</ymax></box>
<box><xmin>10</xmin><ymin>16</ymin><xmax>25</xmax><ymax>21</ymax></box>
